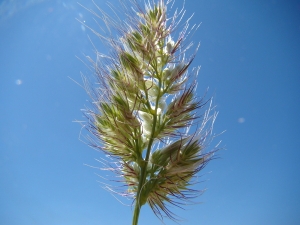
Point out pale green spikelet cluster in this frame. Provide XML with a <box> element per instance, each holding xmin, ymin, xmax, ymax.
<box><xmin>81</xmin><ymin>0</ymin><xmax>218</xmax><ymax>224</ymax></box>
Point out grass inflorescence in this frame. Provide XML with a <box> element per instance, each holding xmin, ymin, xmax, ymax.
<box><xmin>79</xmin><ymin>0</ymin><xmax>219</xmax><ymax>224</ymax></box>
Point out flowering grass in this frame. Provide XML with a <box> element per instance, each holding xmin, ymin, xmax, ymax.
<box><xmin>79</xmin><ymin>0</ymin><xmax>218</xmax><ymax>224</ymax></box>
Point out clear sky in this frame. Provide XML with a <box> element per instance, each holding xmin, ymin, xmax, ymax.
<box><xmin>0</xmin><ymin>0</ymin><xmax>299</xmax><ymax>224</ymax></box>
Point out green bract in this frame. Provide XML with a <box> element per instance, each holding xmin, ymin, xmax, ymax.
<box><xmin>81</xmin><ymin>0</ymin><xmax>218</xmax><ymax>224</ymax></box>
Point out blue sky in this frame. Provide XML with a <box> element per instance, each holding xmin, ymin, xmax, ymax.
<box><xmin>0</xmin><ymin>0</ymin><xmax>299</xmax><ymax>224</ymax></box>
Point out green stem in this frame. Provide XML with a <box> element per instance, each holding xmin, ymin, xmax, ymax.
<box><xmin>132</xmin><ymin>114</ymin><xmax>158</xmax><ymax>225</ymax></box>
<box><xmin>132</xmin><ymin>78</ymin><xmax>161</xmax><ymax>225</ymax></box>
<box><xmin>132</xmin><ymin>203</ymin><xmax>141</xmax><ymax>225</ymax></box>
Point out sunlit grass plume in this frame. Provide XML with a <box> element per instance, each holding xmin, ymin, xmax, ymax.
<box><xmin>79</xmin><ymin>0</ymin><xmax>219</xmax><ymax>224</ymax></box>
